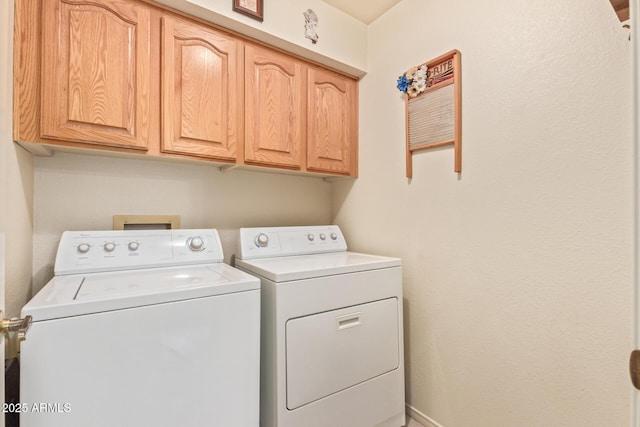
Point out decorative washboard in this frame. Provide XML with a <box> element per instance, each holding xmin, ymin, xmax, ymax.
<box><xmin>402</xmin><ymin>50</ymin><xmax>461</xmax><ymax>177</ymax></box>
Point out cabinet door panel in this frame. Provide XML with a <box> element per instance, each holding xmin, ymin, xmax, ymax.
<box><xmin>41</xmin><ymin>0</ymin><xmax>150</xmax><ymax>149</ymax></box>
<box><xmin>307</xmin><ymin>67</ymin><xmax>358</xmax><ymax>176</ymax></box>
<box><xmin>245</xmin><ymin>44</ymin><xmax>304</xmax><ymax>169</ymax></box>
<box><xmin>161</xmin><ymin>16</ymin><xmax>239</xmax><ymax>160</ymax></box>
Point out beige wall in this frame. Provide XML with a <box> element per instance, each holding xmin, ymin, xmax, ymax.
<box><xmin>1</xmin><ymin>0</ymin><xmax>33</xmax><ymax>322</ymax></box>
<box><xmin>32</xmin><ymin>153</ymin><xmax>331</xmax><ymax>293</ymax></box>
<box><xmin>2</xmin><ymin>143</ymin><xmax>33</xmax><ymax>320</ymax></box>
<box><xmin>332</xmin><ymin>0</ymin><xmax>633</xmax><ymax>425</ymax></box>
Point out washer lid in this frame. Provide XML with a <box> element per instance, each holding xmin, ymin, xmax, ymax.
<box><xmin>22</xmin><ymin>264</ymin><xmax>259</xmax><ymax>321</ymax></box>
<box><xmin>235</xmin><ymin>251</ymin><xmax>401</xmax><ymax>282</ymax></box>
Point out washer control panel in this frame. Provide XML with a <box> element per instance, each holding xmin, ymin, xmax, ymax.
<box><xmin>236</xmin><ymin>225</ymin><xmax>347</xmax><ymax>260</ymax></box>
<box><xmin>55</xmin><ymin>229</ymin><xmax>224</xmax><ymax>275</ymax></box>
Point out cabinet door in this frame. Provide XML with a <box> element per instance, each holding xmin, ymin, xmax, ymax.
<box><xmin>161</xmin><ymin>16</ymin><xmax>240</xmax><ymax>161</ymax></box>
<box><xmin>244</xmin><ymin>44</ymin><xmax>305</xmax><ymax>169</ymax></box>
<box><xmin>41</xmin><ymin>0</ymin><xmax>150</xmax><ymax>150</ymax></box>
<box><xmin>307</xmin><ymin>67</ymin><xmax>358</xmax><ymax>176</ymax></box>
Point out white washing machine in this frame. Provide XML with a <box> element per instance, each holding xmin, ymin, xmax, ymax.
<box><xmin>20</xmin><ymin>229</ymin><xmax>260</xmax><ymax>427</ymax></box>
<box><xmin>234</xmin><ymin>225</ymin><xmax>405</xmax><ymax>427</ymax></box>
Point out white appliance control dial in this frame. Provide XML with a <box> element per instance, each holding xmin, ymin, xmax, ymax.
<box><xmin>103</xmin><ymin>242</ymin><xmax>116</xmax><ymax>252</ymax></box>
<box><xmin>187</xmin><ymin>237</ymin><xmax>205</xmax><ymax>251</ymax></box>
<box><xmin>128</xmin><ymin>241</ymin><xmax>140</xmax><ymax>251</ymax></box>
<box><xmin>77</xmin><ymin>243</ymin><xmax>91</xmax><ymax>254</ymax></box>
<box><xmin>330</xmin><ymin>232</ymin><xmax>338</xmax><ymax>240</ymax></box>
<box><xmin>319</xmin><ymin>233</ymin><xmax>326</xmax><ymax>240</ymax></box>
<box><xmin>307</xmin><ymin>234</ymin><xmax>315</xmax><ymax>241</ymax></box>
<box><xmin>255</xmin><ymin>233</ymin><xmax>269</xmax><ymax>247</ymax></box>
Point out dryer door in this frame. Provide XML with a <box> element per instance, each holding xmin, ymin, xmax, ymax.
<box><xmin>285</xmin><ymin>297</ymin><xmax>399</xmax><ymax>410</ymax></box>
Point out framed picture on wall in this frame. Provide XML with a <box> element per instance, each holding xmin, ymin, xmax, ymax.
<box><xmin>233</xmin><ymin>0</ymin><xmax>264</xmax><ymax>21</ymax></box>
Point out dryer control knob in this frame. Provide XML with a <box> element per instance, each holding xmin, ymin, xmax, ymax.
<box><xmin>255</xmin><ymin>233</ymin><xmax>269</xmax><ymax>247</ymax></box>
<box><xmin>77</xmin><ymin>243</ymin><xmax>91</xmax><ymax>254</ymax></box>
<box><xmin>188</xmin><ymin>237</ymin><xmax>205</xmax><ymax>251</ymax></box>
<box><xmin>104</xmin><ymin>242</ymin><xmax>116</xmax><ymax>252</ymax></box>
<box><xmin>307</xmin><ymin>234</ymin><xmax>315</xmax><ymax>241</ymax></box>
<box><xmin>128</xmin><ymin>241</ymin><xmax>140</xmax><ymax>251</ymax></box>
<box><xmin>330</xmin><ymin>232</ymin><xmax>338</xmax><ymax>240</ymax></box>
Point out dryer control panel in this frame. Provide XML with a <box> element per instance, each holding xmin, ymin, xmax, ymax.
<box><xmin>54</xmin><ymin>229</ymin><xmax>224</xmax><ymax>275</ymax></box>
<box><xmin>236</xmin><ymin>225</ymin><xmax>347</xmax><ymax>260</ymax></box>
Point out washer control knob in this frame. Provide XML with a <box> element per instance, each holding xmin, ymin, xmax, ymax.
<box><xmin>77</xmin><ymin>243</ymin><xmax>91</xmax><ymax>254</ymax></box>
<box><xmin>188</xmin><ymin>237</ymin><xmax>205</xmax><ymax>251</ymax></box>
<box><xmin>104</xmin><ymin>242</ymin><xmax>116</xmax><ymax>252</ymax></box>
<box><xmin>319</xmin><ymin>233</ymin><xmax>326</xmax><ymax>241</ymax></box>
<box><xmin>255</xmin><ymin>233</ymin><xmax>269</xmax><ymax>247</ymax></box>
<box><xmin>128</xmin><ymin>241</ymin><xmax>140</xmax><ymax>251</ymax></box>
<box><xmin>307</xmin><ymin>234</ymin><xmax>315</xmax><ymax>242</ymax></box>
<box><xmin>330</xmin><ymin>232</ymin><xmax>338</xmax><ymax>240</ymax></box>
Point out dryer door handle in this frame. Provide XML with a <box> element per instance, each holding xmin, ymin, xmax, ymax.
<box><xmin>336</xmin><ymin>312</ymin><xmax>362</xmax><ymax>330</ymax></box>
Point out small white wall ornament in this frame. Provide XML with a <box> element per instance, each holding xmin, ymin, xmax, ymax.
<box><xmin>303</xmin><ymin>9</ymin><xmax>319</xmax><ymax>43</ymax></box>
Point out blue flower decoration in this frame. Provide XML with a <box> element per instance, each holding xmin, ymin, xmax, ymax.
<box><xmin>396</xmin><ymin>75</ymin><xmax>410</xmax><ymax>93</ymax></box>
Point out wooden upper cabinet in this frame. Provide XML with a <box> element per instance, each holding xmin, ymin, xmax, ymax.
<box><xmin>307</xmin><ymin>66</ymin><xmax>358</xmax><ymax>176</ymax></box>
<box><xmin>161</xmin><ymin>16</ymin><xmax>241</xmax><ymax>161</ymax></box>
<box><xmin>41</xmin><ymin>0</ymin><xmax>151</xmax><ymax>150</ymax></box>
<box><xmin>17</xmin><ymin>0</ymin><xmax>358</xmax><ymax>176</ymax></box>
<box><xmin>244</xmin><ymin>43</ymin><xmax>305</xmax><ymax>169</ymax></box>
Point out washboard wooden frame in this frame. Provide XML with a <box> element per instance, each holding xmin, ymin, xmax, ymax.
<box><xmin>405</xmin><ymin>49</ymin><xmax>461</xmax><ymax>177</ymax></box>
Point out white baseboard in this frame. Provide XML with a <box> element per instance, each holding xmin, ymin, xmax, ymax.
<box><xmin>406</xmin><ymin>404</ymin><xmax>443</xmax><ymax>427</ymax></box>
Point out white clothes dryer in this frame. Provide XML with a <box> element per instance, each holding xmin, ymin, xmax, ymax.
<box><xmin>234</xmin><ymin>225</ymin><xmax>405</xmax><ymax>427</ymax></box>
<box><xmin>20</xmin><ymin>229</ymin><xmax>260</xmax><ymax>427</ymax></box>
